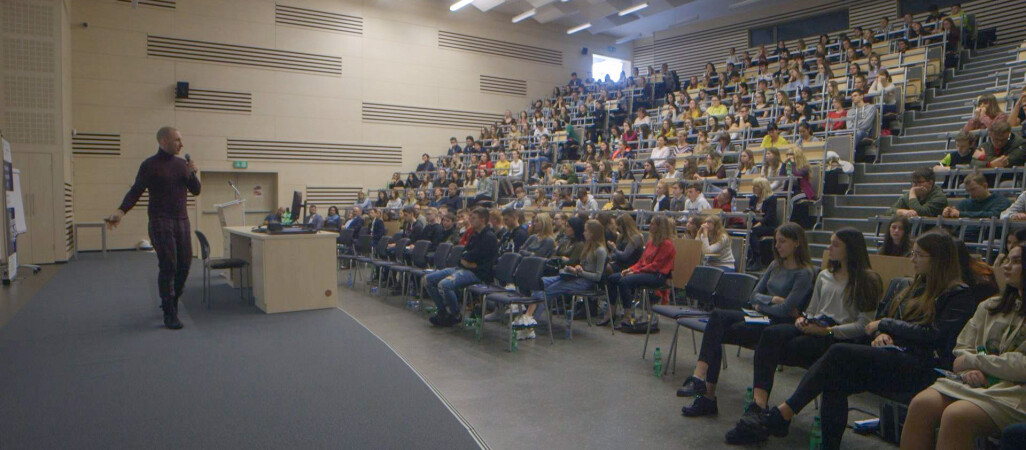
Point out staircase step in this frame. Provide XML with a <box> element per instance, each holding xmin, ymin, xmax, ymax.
<box><xmin>855</xmin><ymin>171</ymin><xmax>920</xmax><ymax>184</ymax></box>
<box><xmin>917</xmin><ymin>104</ymin><xmax>975</xmax><ymax>118</ymax></box>
<box><xmin>852</xmin><ymin>182</ymin><xmax>908</xmax><ymax>195</ymax></box>
<box><xmin>863</xmin><ymin>160</ymin><xmax>933</xmax><ymax>173</ymax></box>
<box><xmin>880</xmin><ymin>148</ymin><xmax>947</xmax><ymax>163</ymax></box>
<box><xmin>907</xmin><ymin>114</ymin><xmax>971</xmax><ymax>127</ymax></box>
<box><xmin>926</xmin><ymin>97</ymin><xmax>976</xmax><ymax>111</ymax></box>
<box><xmin>823</xmin><ymin>203</ymin><xmax>890</xmax><ymax>219</ymax></box>
<box><xmin>823</xmin><ymin>218</ymin><xmax>875</xmax><ymax>233</ymax></box>
<box><xmin>833</xmin><ymin>194</ymin><xmax>898</xmax><ymax>208</ymax></box>
<box><xmin>942</xmin><ymin>82</ymin><xmax>1002</xmax><ymax>96</ymax></box>
<box><xmin>946</xmin><ymin>73</ymin><xmax>1000</xmax><ymax>89</ymax></box>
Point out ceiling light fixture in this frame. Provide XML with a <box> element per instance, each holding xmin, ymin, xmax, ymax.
<box><xmin>618</xmin><ymin>3</ymin><xmax>648</xmax><ymax>16</ymax></box>
<box><xmin>729</xmin><ymin>0</ymin><xmax>763</xmax><ymax>9</ymax></box>
<box><xmin>615</xmin><ymin>34</ymin><xmax>643</xmax><ymax>44</ymax></box>
<box><xmin>449</xmin><ymin>0</ymin><xmax>474</xmax><ymax>12</ymax></box>
<box><xmin>512</xmin><ymin>9</ymin><xmax>536</xmax><ymax>23</ymax></box>
<box><xmin>567</xmin><ymin>23</ymin><xmax>592</xmax><ymax>34</ymax></box>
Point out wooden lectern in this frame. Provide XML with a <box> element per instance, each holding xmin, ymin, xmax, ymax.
<box><xmin>215</xmin><ymin>199</ymin><xmax>245</xmax><ymax>257</ymax></box>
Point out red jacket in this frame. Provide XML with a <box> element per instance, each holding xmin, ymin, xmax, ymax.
<box><xmin>630</xmin><ymin>239</ymin><xmax>676</xmax><ymax>275</ymax></box>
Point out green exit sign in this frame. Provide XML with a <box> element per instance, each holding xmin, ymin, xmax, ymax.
<box><xmin>233</xmin><ymin>160</ymin><xmax>248</xmax><ymax>169</ymax></box>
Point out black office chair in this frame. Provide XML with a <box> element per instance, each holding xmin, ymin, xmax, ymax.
<box><xmin>483</xmin><ymin>257</ymin><xmax>552</xmax><ymax>351</ymax></box>
<box><xmin>195</xmin><ymin>231</ymin><xmax>250</xmax><ymax>309</ymax></box>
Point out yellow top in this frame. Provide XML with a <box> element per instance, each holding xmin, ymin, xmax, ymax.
<box><xmin>493</xmin><ymin>160</ymin><xmax>511</xmax><ymax>176</ymax></box>
<box><xmin>706</xmin><ymin>104</ymin><xmax>728</xmax><ymax>117</ymax></box>
<box><xmin>761</xmin><ymin>135</ymin><xmax>789</xmax><ymax>148</ymax></box>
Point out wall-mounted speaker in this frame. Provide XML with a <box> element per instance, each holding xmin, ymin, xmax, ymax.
<box><xmin>581</xmin><ymin>47</ymin><xmax>588</xmax><ymax>55</ymax></box>
<box><xmin>175</xmin><ymin>81</ymin><xmax>189</xmax><ymax>99</ymax></box>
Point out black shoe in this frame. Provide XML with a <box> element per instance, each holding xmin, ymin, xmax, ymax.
<box><xmin>742</xmin><ymin>402</ymin><xmax>764</xmax><ymax>417</ymax></box>
<box><xmin>681</xmin><ymin>395</ymin><xmax>718</xmax><ymax>417</ymax></box>
<box><xmin>429</xmin><ymin>312</ymin><xmax>449</xmax><ymax>326</ymax></box>
<box><xmin>725</xmin><ymin>406</ymin><xmax>790</xmax><ymax>445</ymax></box>
<box><xmin>444</xmin><ymin>314</ymin><xmax>463</xmax><ymax>327</ymax></box>
<box><xmin>676</xmin><ymin>375</ymin><xmax>708</xmax><ymax>397</ymax></box>
<box><xmin>596</xmin><ymin>317</ymin><xmax>611</xmax><ymax>326</ymax></box>
<box><xmin>162</xmin><ymin>307</ymin><xmax>183</xmax><ymax>330</ymax></box>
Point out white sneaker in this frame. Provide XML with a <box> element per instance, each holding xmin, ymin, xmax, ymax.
<box><xmin>524</xmin><ymin>316</ymin><xmax>538</xmax><ymax>328</ymax></box>
<box><xmin>524</xmin><ymin>329</ymin><xmax>536</xmax><ymax>340</ymax></box>
<box><xmin>508</xmin><ymin>304</ymin><xmax>524</xmax><ymax>315</ymax></box>
<box><xmin>516</xmin><ymin>328</ymin><xmax>536</xmax><ymax>340</ymax></box>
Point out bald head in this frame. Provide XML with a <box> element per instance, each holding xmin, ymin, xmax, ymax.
<box><xmin>156</xmin><ymin>126</ymin><xmax>183</xmax><ymax>154</ymax></box>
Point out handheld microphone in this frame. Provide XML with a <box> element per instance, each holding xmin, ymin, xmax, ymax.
<box><xmin>227</xmin><ymin>179</ymin><xmax>235</xmax><ymax>188</ymax></box>
<box><xmin>184</xmin><ymin>153</ymin><xmax>191</xmax><ymax>162</ymax></box>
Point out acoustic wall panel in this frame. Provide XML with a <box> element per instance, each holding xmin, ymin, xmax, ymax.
<box><xmin>275</xmin><ymin>4</ymin><xmax>363</xmax><ymax>35</ymax></box>
<box><xmin>362</xmin><ymin>102</ymin><xmax>503</xmax><ymax>130</ymax></box>
<box><xmin>174</xmin><ymin>88</ymin><xmax>252</xmax><ymax>114</ymax></box>
<box><xmin>479</xmin><ymin>75</ymin><xmax>527</xmax><ymax>96</ymax></box>
<box><xmin>146</xmin><ymin>35</ymin><xmax>342</xmax><ymax>76</ymax></box>
<box><xmin>227</xmin><ymin>139</ymin><xmax>402</xmax><ymax>164</ymax></box>
<box><xmin>71</xmin><ymin>132</ymin><xmax>120</xmax><ymax>156</ymax></box>
<box><xmin>305</xmin><ymin>186</ymin><xmax>363</xmax><ymax>208</ymax></box>
<box><xmin>64</xmin><ymin>182</ymin><xmax>73</xmax><ymax>255</ymax></box>
<box><xmin>135</xmin><ymin>191</ymin><xmax>196</xmax><ymax>207</ymax></box>
<box><xmin>438</xmin><ymin>30</ymin><xmax>562</xmax><ymax>66</ymax></box>
<box><xmin>116</xmin><ymin>0</ymin><xmax>176</xmax><ymax>9</ymax></box>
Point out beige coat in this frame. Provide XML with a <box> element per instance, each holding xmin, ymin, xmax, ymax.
<box><xmin>932</xmin><ymin>297</ymin><xmax>1026</xmax><ymax>428</ymax></box>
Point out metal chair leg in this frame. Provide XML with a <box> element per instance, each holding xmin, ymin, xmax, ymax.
<box><xmin>642</xmin><ymin>288</ymin><xmax>654</xmax><ymax>359</ymax></box>
<box><xmin>691</xmin><ymin>329</ymin><xmax>697</xmax><ymax>354</ymax></box>
<box><xmin>566</xmin><ymin>297</ymin><xmax>574</xmax><ymax>340</ymax></box>
<box><xmin>544</xmin><ymin>295</ymin><xmax>555</xmax><ymax>345</ymax></box>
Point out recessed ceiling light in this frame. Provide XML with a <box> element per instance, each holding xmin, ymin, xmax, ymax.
<box><xmin>618</xmin><ymin>3</ymin><xmax>648</xmax><ymax>16</ymax></box>
<box><xmin>512</xmin><ymin>9</ymin><xmax>536</xmax><ymax>23</ymax></box>
<box><xmin>567</xmin><ymin>23</ymin><xmax>592</xmax><ymax>34</ymax></box>
<box><xmin>729</xmin><ymin>0</ymin><xmax>763</xmax><ymax>9</ymax></box>
<box><xmin>449</xmin><ymin>0</ymin><xmax>473</xmax><ymax>12</ymax></box>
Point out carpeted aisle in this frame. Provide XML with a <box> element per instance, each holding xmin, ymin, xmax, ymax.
<box><xmin>0</xmin><ymin>252</ymin><xmax>482</xmax><ymax>450</ymax></box>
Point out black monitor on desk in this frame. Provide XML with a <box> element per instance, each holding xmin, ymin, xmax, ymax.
<box><xmin>290</xmin><ymin>190</ymin><xmax>304</xmax><ymax>225</ymax></box>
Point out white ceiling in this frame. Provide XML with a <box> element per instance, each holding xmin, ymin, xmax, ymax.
<box><xmin>452</xmin><ymin>0</ymin><xmax>802</xmax><ymax>42</ymax></box>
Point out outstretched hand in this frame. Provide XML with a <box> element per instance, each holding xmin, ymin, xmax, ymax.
<box><xmin>105</xmin><ymin>210</ymin><xmax>124</xmax><ymax>230</ymax></box>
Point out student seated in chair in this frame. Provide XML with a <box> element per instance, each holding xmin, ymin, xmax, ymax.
<box><xmin>901</xmin><ymin>243</ymin><xmax>1026</xmax><ymax>450</ymax></box>
<box><xmin>425</xmin><ymin>207</ymin><xmax>498</xmax><ymax>327</ymax></box>
<box><xmin>970</xmin><ymin>120</ymin><xmax>1026</xmax><ymax>169</ymax></box>
<box><xmin>941</xmin><ymin>173</ymin><xmax>1011</xmax><ymax>219</ymax></box>
<box><xmin>725</xmin><ymin>231</ymin><xmax>976</xmax><ymax>448</ymax></box>
<box><xmin>889</xmin><ymin>166</ymin><xmax>948</xmax><ymax>218</ymax></box>
<box><xmin>679</xmin><ymin>223</ymin><xmax>815</xmax><ymax>416</ymax></box>
<box><xmin>605</xmin><ymin>216</ymin><xmax>677</xmax><ymax>329</ymax></box>
<box><xmin>304</xmin><ymin>204</ymin><xmax>324</xmax><ymax>230</ymax></box>
<box><xmin>705</xmin><ymin>229</ymin><xmax>882</xmax><ymax>424</ymax></box>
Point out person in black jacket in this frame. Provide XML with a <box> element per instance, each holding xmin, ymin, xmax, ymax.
<box><xmin>425</xmin><ymin>207</ymin><xmax>499</xmax><ymax>327</ymax></box>
<box><xmin>345</xmin><ymin>206</ymin><xmax>364</xmax><ymax>236</ymax></box>
<box><xmin>367</xmin><ymin>207</ymin><xmax>386</xmax><ymax>246</ymax></box>
<box><xmin>747</xmin><ymin>177</ymin><xmax>779</xmax><ymax>271</ymax></box>
<box><xmin>421</xmin><ymin>207</ymin><xmax>444</xmax><ymax>251</ymax></box>
<box><xmin>726</xmin><ymin>231</ymin><xmax>978</xmax><ymax>449</ymax></box>
<box><xmin>499</xmin><ymin>208</ymin><xmax>528</xmax><ymax>254</ymax></box>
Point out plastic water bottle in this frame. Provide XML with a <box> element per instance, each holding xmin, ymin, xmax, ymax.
<box><xmin>809</xmin><ymin>415</ymin><xmax>822</xmax><ymax>450</ymax></box>
<box><xmin>977</xmin><ymin>346</ymin><xmax>1001</xmax><ymax>386</ymax></box>
<box><xmin>745</xmin><ymin>387</ymin><xmax>755</xmax><ymax>407</ymax></box>
<box><xmin>565</xmin><ymin>308</ymin><xmax>573</xmax><ymax>339</ymax></box>
<box><xmin>653</xmin><ymin>347</ymin><xmax>663</xmax><ymax>377</ymax></box>
<box><xmin>512</xmin><ymin>329</ymin><xmax>519</xmax><ymax>352</ymax></box>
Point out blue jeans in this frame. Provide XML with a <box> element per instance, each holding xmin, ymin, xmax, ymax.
<box><xmin>606</xmin><ymin>272</ymin><xmax>667</xmax><ymax>309</ymax></box>
<box><xmin>1001</xmin><ymin>424</ymin><xmax>1026</xmax><ymax>450</ymax></box>
<box><xmin>424</xmin><ymin>268</ymin><xmax>480</xmax><ymax>316</ymax></box>
<box><xmin>532</xmin><ymin>275</ymin><xmax>595</xmax><ymax>301</ymax></box>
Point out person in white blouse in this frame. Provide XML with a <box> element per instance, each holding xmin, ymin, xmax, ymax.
<box><xmin>867</xmin><ymin>68</ymin><xmax>899</xmax><ymax>114</ymax></box>
<box><xmin>509</xmin><ymin>150</ymin><xmax>525</xmax><ymax>180</ymax></box>
<box><xmin>651</xmin><ymin>135</ymin><xmax>675</xmax><ymax>171</ymax></box>
<box><xmin>698</xmin><ymin>215</ymin><xmax>736</xmax><ymax>271</ymax></box>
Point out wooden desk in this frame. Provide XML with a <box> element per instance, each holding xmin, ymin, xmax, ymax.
<box><xmin>225</xmin><ymin>226</ymin><xmax>338</xmax><ymax>314</ymax></box>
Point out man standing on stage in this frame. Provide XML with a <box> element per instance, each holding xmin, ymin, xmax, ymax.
<box><xmin>107</xmin><ymin>127</ymin><xmax>201</xmax><ymax>330</ymax></box>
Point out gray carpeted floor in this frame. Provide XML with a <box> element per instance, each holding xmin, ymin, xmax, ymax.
<box><xmin>0</xmin><ymin>252</ymin><xmax>482</xmax><ymax>450</ymax></box>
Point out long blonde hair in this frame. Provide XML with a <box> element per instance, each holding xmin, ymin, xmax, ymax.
<box><xmin>616</xmin><ymin>213</ymin><xmax>642</xmax><ymax>243</ymax></box>
<box><xmin>705</xmin><ymin>215</ymin><xmax>728</xmax><ymax>245</ymax></box>
<box><xmin>648</xmin><ymin>215</ymin><xmax>677</xmax><ymax>244</ymax></box>
<box><xmin>533</xmin><ymin>213</ymin><xmax>555</xmax><ymax>240</ymax></box>
<box><xmin>790</xmin><ymin>147</ymin><xmax>810</xmax><ymax>171</ymax></box>
<box><xmin>581</xmin><ymin>220</ymin><xmax>605</xmax><ymax>260</ymax></box>
<box><xmin>753</xmin><ymin>177</ymin><xmax>773</xmax><ymax>202</ymax></box>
